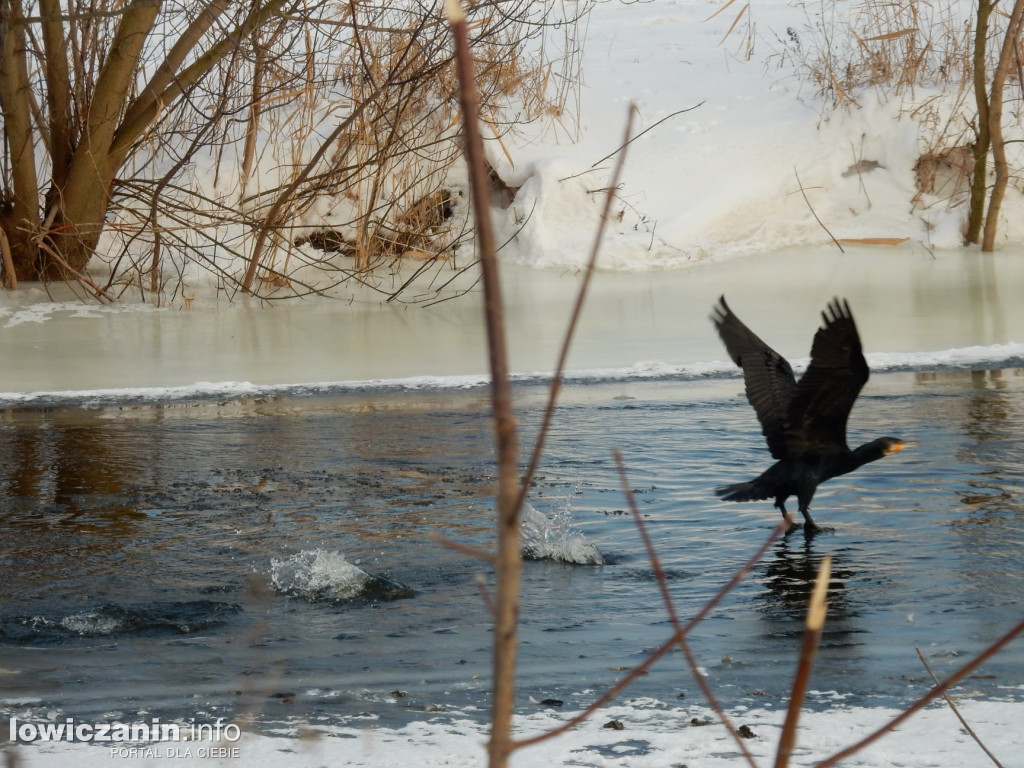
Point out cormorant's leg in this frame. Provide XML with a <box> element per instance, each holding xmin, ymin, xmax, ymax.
<box><xmin>795</xmin><ymin>485</ymin><xmax>822</xmax><ymax>535</ymax></box>
<box><xmin>800</xmin><ymin>506</ymin><xmax>822</xmax><ymax>535</ymax></box>
<box><xmin>775</xmin><ymin>499</ymin><xmax>799</xmax><ymax>533</ymax></box>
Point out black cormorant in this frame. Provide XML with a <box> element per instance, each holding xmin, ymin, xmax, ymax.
<box><xmin>711</xmin><ymin>296</ymin><xmax>908</xmax><ymax>533</ymax></box>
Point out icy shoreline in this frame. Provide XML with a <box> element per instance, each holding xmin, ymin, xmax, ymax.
<box><xmin>2</xmin><ymin>339</ymin><xmax>1023</xmax><ymax>409</ymax></box>
<box><xmin>9</xmin><ymin>698</ymin><xmax>1024</xmax><ymax>767</ymax></box>
<box><xmin>2</xmin><ymin>246</ymin><xmax>1022</xmax><ymax>400</ymax></box>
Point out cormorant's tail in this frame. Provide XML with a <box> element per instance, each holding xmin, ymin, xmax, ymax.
<box><xmin>715</xmin><ymin>480</ymin><xmax>773</xmax><ymax>503</ymax></box>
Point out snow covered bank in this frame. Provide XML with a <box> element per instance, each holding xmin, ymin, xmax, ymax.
<box><xmin>489</xmin><ymin>0</ymin><xmax>1024</xmax><ymax>270</ymax></box>
<box><xmin>3</xmin><ymin>1</ymin><xmax>1022</xmax><ymax>298</ymax></box>
<box><xmin>9</xmin><ymin>699</ymin><xmax>1024</xmax><ymax>767</ymax></box>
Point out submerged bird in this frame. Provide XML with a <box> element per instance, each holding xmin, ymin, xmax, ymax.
<box><xmin>711</xmin><ymin>296</ymin><xmax>908</xmax><ymax>533</ymax></box>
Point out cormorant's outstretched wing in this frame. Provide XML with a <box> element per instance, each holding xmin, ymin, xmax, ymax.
<box><xmin>711</xmin><ymin>296</ymin><xmax>797</xmax><ymax>459</ymax></box>
<box><xmin>786</xmin><ymin>298</ymin><xmax>869</xmax><ymax>457</ymax></box>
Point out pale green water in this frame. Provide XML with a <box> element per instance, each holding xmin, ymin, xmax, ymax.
<box><xmin>2</xmin><ymin>245</ymin><xmax>1024</xmax><ymax>394</ymax></box>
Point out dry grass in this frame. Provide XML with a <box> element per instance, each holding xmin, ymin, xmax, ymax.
<box><xmin>781</xmin><ymin>0</ymin><xmax>981</xmax><ymax>106</ymax></box>
<box><xmin>235</xmin><ymin>2</ymin><xmax>584</xmax><ymax>294</ymax></box>
<box><xmin>767</xmin><ymin>0</ymin><xmax>1024</xmax><ymax>236</ymax></box>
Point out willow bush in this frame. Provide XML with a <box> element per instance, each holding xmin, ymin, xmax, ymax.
<box><xmin>0</xmin><ymin>0</ymin><xmax>585</xmax><ymax>301</ymax></box>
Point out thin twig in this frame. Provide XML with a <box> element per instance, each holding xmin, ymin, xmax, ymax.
<box><xmin>588</xmin><ymin>102</ymin><xmax>704</xmax><ymax>169</ymax></box>
<box><xmin>475</xmin><ymin>574</ymin><xmax>496</xmax><ymax>614</ymax></box>
<box><xmin>915</xmin><ymin>645</ymin><xmax>1005</xmax><ymax>768</ymax></box>
<box><xmin>773</xmin><ymin>555</ymin><xmax>831</xmax><ymax>768</ymax></box>
<box><xmin>613</xmin><ymin>448</ymin><xmax>760</xmax><ymax>768</ymax></box>
<box><xmin>817</xmin><ymin>617</ymin><xmax>1024</xmax><ymax>768</ymax></box>
<box><xmin>35</xmin><ymin>236</ymin><xmax>115</xmax><ymax>302</ymax></box>
<box><xmin>514</xmin><ymin>105</ymin><xmax>637</xmax><ymax>514</ymax></box>
<box><xmin>793</xmin><ymin>167</ymin><xmax>845</xmax><ymax>254</ymax></box>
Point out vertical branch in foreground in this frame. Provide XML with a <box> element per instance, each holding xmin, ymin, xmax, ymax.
<box><xmin>773</xmin><ymin>555</ymin><xmax>831</xmax><ymax>768</ymax></box>
<box><xmin>445</xmin><ymin>3</ymin><xmax>521</xmax><ymax>768</ymax></box>
<box><xmin>981</xmin><ymin>0</ymin><xmax>1024</xmax><ymax>251</ymax></box>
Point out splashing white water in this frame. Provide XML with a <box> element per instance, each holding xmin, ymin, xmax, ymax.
<box><xmin>269</xmin><ymin>549</ymin><xmax>413</xmax><ymax>602</ymax></box>
<box><xmin>269</xmin><ymin>549</ymin><xmax>373</xmax><ymax>601</ymax></box>
<box><xmin>59</xmin><ymin>610</ymin><xmax>126</xmax><ymax>636</ymax></box>
<box><xmin>521</xmin><ymin>502</ymin><xmax>604</xmax><ymax>565</ymax></box>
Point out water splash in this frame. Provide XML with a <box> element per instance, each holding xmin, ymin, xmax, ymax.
<box><xmin>0</xmin><ymin>601</ymin><xmax>241</xmax><ymax>644</ymax></box>
<box><xmin>521</xmin><ymin>502</ymin><xmax>605</xmax><ymax>565</ymax></box>
<box><xmin>269</xmin><ymin>549</ymin><xmax>413</xmax><ymax>603</ymax></box>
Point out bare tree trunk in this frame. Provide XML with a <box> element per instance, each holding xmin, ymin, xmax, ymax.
<box><xmin>49</xmin><ymin>0</ymin><xmax>162</xmax><ymax>276</ymax></box>
<box><xmin>982</xmin><ymin>0</ymin><xmax>1024</xmax><ymax>251</ymax></box>
<box><xmin>0</xmin><ymin>225</ymin><xmax>17</xmax><ymax>289</ymax></box>
<box><xmin>39</xmin><ymin>0</ymin><xmax>74</xmax><ymax>195</ymax></box>
<box><xmin>0</xmin><ymin>0</ymin><xmax>41</xmax><ymax>279</ymax></box>
<box><xmin>966</xmin><ymin>0</ymin><xmax>994</xmax><ymax>245</ymax></box>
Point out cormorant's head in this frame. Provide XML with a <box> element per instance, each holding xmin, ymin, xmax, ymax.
<box><xmin>878</xmin><ymin>437</ymin><xmax>910</xmax><ymax>456</ymax></box>
<box><xmin>853</xmin><ymin>437</ymin><xmax>911</xmax><ymax>466</ymax></box>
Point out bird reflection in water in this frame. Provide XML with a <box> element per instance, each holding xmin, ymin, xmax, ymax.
<box><xmin>757</xmin><ymin>538</ymin><xmax>854</xmax><ymax>625</ymax></box>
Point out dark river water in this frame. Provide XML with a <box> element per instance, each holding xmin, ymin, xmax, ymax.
<box><xmin>1</xmin><ymin>368</ymin><xmax>1023</xmax><ymax>731</ymax></box>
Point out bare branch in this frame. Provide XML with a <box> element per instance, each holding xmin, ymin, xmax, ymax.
<box><xmin>513</xmin><ymin>516</ymin><xmax>790</xmax><ymax>750</ymax></box>
<box><xmin>589</xmin><ymin>102</ymin><xmax>703</xmax><ymax>169</ymax></box>
<box><xmin>915</xmin><ymin>645</ymin><xmax>1006</xmax><ymax>768</ymax></box>
<box><xmin>111</xmin><ymin>0</ymin><xmax>291</xmax><ymax>161</ymax></box>
<box><xmin>428</xmin><ymin>533</ymin><xmax>497</xmax><ymax>564</ymax></box>
<box><xmin>817</xmin><ymin>617</ymin><xmax>1024</xmax><ymax>768</ymax></box>
<box><xmin>448</xmin><ymin>3</ymin><xmax>521</xmax><ymax>767</ymax></box>
<box><xmin>614</xmin><ymin>448</ymin><xmax>760</xmax><ymax>768</ymax></box>
<box><xmin>794</xmin><ymin>167</ymin><xmax>845</xmax><ymax>253</ymax></box>
<box><xmin>34</xmin><ymin>236</ymin><xmax>115</xmax><ymax>302</ymax></box>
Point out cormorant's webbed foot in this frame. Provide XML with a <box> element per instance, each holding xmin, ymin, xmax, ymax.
<box><xmin>776</xmin><ymin>502</ymin><xmax>802</xmax><ymax>535</ymax></box>
<box><xmin>801</xmin><ymin>510</ymin><xmax>823</xmax><ymax>537</ymax></box>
